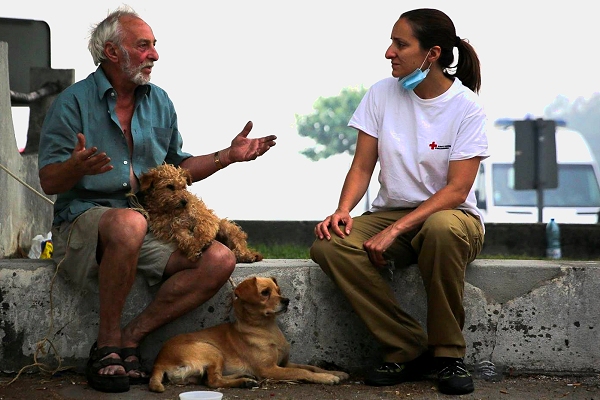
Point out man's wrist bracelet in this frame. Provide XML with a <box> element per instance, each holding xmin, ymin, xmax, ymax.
<box><xmin>214</xmin><ymin>151</ymin><xmax>224</xmax><ymax>170</ymax></box>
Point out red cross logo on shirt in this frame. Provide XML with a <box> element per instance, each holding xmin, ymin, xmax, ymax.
<box><xmin>429</xmin><ymin>141</ymin><xmax>437</xmax><ymax>150</ymax></box>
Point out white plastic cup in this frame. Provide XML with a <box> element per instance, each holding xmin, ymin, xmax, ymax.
<box><xmin>179</xmin><ymin>391</ymin><xmax>223</xmax><ymax>400</ymax></box>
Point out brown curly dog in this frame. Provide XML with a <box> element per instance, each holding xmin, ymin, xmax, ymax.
<box><xmin>132</xmin><ymin>163</ymin><xmax>262</xmax><ymax>263</ymax></box>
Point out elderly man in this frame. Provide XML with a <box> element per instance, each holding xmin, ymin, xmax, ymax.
<box><xmin>38</xmin><ymin>6</ymin><xmax>276</xmax><ymax>393</ymax></box>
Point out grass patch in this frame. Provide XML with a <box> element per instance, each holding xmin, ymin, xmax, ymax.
<box><xmin>249</xmin><ymin>243</ymin><xmax>599</xmax><ymax>261</ymax></box>
<box><xmin>250</xmin><ymin>243</ymin><xmax>311</xmax><ymax>259</ymax></box>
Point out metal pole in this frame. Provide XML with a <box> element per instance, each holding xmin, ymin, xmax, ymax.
<box><xmin>535</xmin><ymin>119</ymin><xmax>544</xmax><ymax>223</ymax></box>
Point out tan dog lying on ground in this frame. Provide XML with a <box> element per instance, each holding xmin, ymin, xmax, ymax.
<box><xmin>148</xmin><ymin>276</ymin><xmax>349</xmax><ymax>391</ymax></box>
<box><xmin>132</xmin><ymin>163</ymin><xmax>262</xmax><ymax>263</ymax></box>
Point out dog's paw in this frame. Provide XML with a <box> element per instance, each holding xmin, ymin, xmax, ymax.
<box><xmin>236</xmin><ymin>251</ymin><xmax>263</xmax><ymax>263</ymax></box>
<box><xmin>317</xmin><ymin>373</ymin><xmax>345</xmax><ymax>385</ymax></box>
<box><xmin>241</xmin><ymin>378</ymin><xmax>260</xmax><ymax>388</ymax></box>
<box><xmin>148</xmin><ymin>378</ymin><xmax>165</xmax><ymax>393</ymax></box>
<box><xmin>331</xmin><ymin>371</ymin><xmax>350</xmax><ymax>381</ymax></box>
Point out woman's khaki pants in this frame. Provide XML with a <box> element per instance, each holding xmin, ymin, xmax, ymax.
<box><xmin>310</xmin><ymin>209</ymin><xmax>484</xmax><ymax>363</ymax></box>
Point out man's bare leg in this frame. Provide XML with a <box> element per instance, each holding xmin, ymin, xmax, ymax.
<box><xmin>95</xmin><ymin>209</ymin><xmax>147</xmax><ymax>376</ymax></box>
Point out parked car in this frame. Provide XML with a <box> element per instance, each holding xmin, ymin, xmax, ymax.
<box><xmin>475</xmin><ymin>123</ymin><xmax>600</xmax><ymax>224</ymax></box>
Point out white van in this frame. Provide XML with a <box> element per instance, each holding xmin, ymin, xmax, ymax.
<box><xmin>475</xmin><ymin>124</ymin><xmax>600</xmax><ymax>224</ymax></box>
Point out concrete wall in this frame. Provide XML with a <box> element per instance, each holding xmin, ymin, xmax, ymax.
<box><xmin>0</xmin><ymin>41</ymin><xmax>72</xmax><ymax>257</ymax></box>
<box><xmin>1</xmin><ymin>258</ymin><xmax>599</xmax><ymax>376</ymax></box>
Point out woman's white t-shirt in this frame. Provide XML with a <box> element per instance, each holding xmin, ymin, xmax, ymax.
<box><xmin>348</xmin><ymin>77</ymin><xmax>489</xmax><ymax>226</ymax></box>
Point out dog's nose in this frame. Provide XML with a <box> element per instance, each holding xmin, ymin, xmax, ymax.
<box><xmin>178</xmin><ymin>199</ymin><xmax>188</xmax><ymax>208</ymax></box>
<box><xmin>281</xmin><ymin>297</ymin><xmax>290</xmax><ymax>307</ymax></box>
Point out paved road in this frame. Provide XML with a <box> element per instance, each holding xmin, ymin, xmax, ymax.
<box><xmin>1</xmin><ymin>372</ymin><xmax>599</xmax><ymax>400</ymax></box>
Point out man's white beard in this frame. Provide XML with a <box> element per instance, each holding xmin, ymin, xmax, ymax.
<box><xmin>121</xmin><ymin>48</ymin><xmax>152</xmax><ymax>85</ymax></box>
<box><xmin>125</xmin><ymin>63</ymin><xmax>151</xmax><ymax>85</ymax></box>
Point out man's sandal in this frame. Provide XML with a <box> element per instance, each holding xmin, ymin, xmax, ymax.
<box><xmin>85</xmin><ymin>342</ymin><xmax>130</xmax><ymax>393</ymax></box>
<box><xmin>121</xmin><ymin>346</ymin><xmax>150</xmax><ymax>384</ymax></box>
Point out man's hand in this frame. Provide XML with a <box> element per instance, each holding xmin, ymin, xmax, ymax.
<box><xmin>221</xmin><ymin>121</ymin><xmax>277</xmax><ymax>164</ymax></box>
<box><xmin>71</xmin><ymin>133</ymin><xmax>113</xmax><ymax>175</ymax></box>
<box><xmin>39</xmin><ymin>133</ymin><xmax>112</xmax><ymax>195</ymax></box>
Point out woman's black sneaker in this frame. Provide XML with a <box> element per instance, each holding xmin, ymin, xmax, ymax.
<box><xmin>364</xmin><ymin>352</ymin><xmax>431</xmax><ymax>386</ymax></box>
<box><xmin>437</xmin><ymin>358</ymin><xmax>474</xmax><ymax>395</ymax></box>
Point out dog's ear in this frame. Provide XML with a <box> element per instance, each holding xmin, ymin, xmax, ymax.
<box><xmin>234</xmin><ymin>277</ymin><xmax>258</xmax><ymax>301</ymax></box>
<box><xmin>138</xmin><ymin>170</ymin><xmax>155</xmax><ymax>192</ymax></box>
<box><xmin>270</xmin><ymin>277</ymin><xmax>278</xmax><ymax>287</ymax></box>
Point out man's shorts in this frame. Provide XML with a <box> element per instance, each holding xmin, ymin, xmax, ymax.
<box><xmin>51</xmin><ymin>206</ymin><xmax>178</xmax><ymax>293</ymax></box>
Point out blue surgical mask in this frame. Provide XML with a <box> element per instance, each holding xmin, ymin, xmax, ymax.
<box><xmin>398</xmin><ymin>51</ymin><xmax>432</xmax><ymax>90</ymax></box>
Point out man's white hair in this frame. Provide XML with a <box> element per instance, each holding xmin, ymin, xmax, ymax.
<box><xmin>87</xmin><ymin>5</ymin><xmax>140</xmax><ymax>66</ymax></box>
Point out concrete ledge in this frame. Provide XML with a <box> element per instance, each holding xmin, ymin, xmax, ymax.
<box><xmin>1</xmin><ymin>258</ymin><xmax>599</xmax><ymax>376</ymax></box>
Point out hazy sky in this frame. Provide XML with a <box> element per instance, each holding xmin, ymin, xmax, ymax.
<box><xmin>4</xmin><ymin>1</ymin><xmax>599</xmax><ymax>220</ymax></box>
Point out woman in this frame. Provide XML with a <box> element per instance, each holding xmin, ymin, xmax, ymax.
<box><xmin>310</xmin><ymin>8</ymin><xmax>488</xmax><ymax>396</ymax></box>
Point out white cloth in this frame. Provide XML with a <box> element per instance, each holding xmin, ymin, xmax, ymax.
<box><xmin>348</xmin><ymin>77</ymin><xmax>489</xmax><ymax>225</ymax></box>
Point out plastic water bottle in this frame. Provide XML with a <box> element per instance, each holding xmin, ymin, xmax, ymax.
<box><xmin>546</xmin><ymin>218</ymin><xmax>561</xmax><ymax>259</ymax></box>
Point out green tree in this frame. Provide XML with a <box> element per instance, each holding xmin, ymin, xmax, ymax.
<box><xmin>295</xmin><ymin>86</ymin><xmax>367</xmax><ymax>161</ymax></box>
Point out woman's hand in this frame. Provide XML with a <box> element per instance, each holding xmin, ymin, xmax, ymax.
<box><xmin>363</xmin><ymin>223</ymin><xmax>400</xmax><ymax>268</ymax></box>
<box><xmin>315</xmin><ymin>209</ymin><xmax>353</xmax><ymax>240</ymax></box>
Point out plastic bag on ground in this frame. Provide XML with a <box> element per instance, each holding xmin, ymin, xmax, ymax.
<box><xmin>28</xmin><ymin>232</ymin><xmax>53</xmax><ymax>259</ymax></box>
